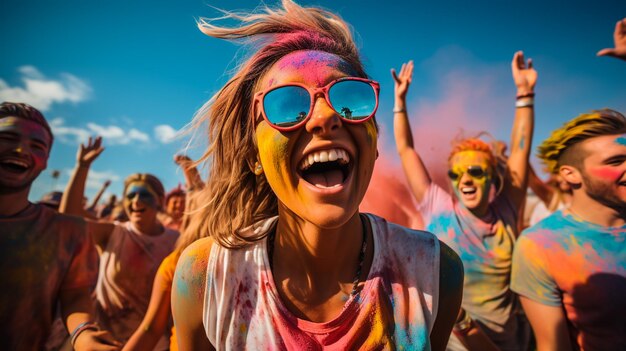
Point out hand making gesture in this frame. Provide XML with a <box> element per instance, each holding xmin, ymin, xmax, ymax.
<box><xmin>391</xmin><ymin>60</ymin><xmax>414</xmax><ymax>103</ymax></box>
<box><xmin>512</xmin><ymin>51</ymin><xmax>537</xmax><ymax>96</ymax></box>
<box><xmin>597</xmin><ymin>18</ymin><xmax>626</xmax><ymax>61</ymax></box>
<box><xmin>77</xmin><ymin>136</ymin><xmax>105</xmax><ymax>167</ymax></box>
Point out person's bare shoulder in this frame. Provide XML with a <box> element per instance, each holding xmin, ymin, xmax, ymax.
<box><xmin>174</xmin><ymin>236</ymin><xmax>216</xmax><ymax>300</ymax></box>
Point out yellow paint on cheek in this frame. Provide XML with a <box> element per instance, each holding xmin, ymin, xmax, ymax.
<box><xmin>450</xmin><ymin>150</ymin><xmax>491</xmax><ymax>186</ymax></box>
<box><xmin>255</xmin><ymin>123</ymin><xmax>292</xmax><ymax>194</ymax></box>
<box><xmin>365</xmin><ymin>121</ymin><xmax>378</xmax><ymax>146</ymax></box>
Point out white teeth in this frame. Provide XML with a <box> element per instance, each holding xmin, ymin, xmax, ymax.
<box><xmin>299</xmin><ymin>148</ymin><xmax>350</xmax><ymax>170</ymax></box>
<box><xmin>461</xmin><ymin>187</ymin><xmax>476</xmax><ymax>194</ymax></box>
<box><xmin>319</xmin><ymin>151</ymin><xmax>328</xmax><ymax>162</ymax></box>
<box><xmin>329</xmin><ymin>149</ymin><xmax>338</xmax><ymax>161</ymax></box>
<box><xmin>2</xmin><ymin>159</ymin><xmax>28</xmax><ymax>167</ymax></box>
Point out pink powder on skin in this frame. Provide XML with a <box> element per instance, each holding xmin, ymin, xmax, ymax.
<box><xmin>275</xmin><ymin>51</ymin><xmax>357</xmax><ymax>86</ymax></box>
<box><xmin>588</xmin><ymin>166</ymin><xmax>623</xmax><ymax>182</ymax></box>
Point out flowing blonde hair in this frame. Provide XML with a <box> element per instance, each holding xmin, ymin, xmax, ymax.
<box><xmin>538</xmin><ymin>109</ymin><xmax>626</xmax><ymax>174</ymax></box>
<box><xmin>186</xmin><ymin>0</ymin><xmax>369</xmax><ymax>248</ymax></box>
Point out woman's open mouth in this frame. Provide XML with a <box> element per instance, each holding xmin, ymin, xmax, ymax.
<box><xmin>298</xmin><ymin>148</ymin><xmax>351</xmax><ymax>189</ymax></box>
<box><xmin>460</xmin><ymin>186</ymin><xmax>477</xmax><ymax>195</ymax></box>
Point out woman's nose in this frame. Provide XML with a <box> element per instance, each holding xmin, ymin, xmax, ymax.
<box><xmin>305</xmin><ymin>96</ymin><xmax>341</xmax><ymax>135</ymax></box>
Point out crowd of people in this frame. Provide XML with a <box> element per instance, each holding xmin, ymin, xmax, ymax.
<box><xmin>1</xmin><ymin>1</ymin><xmax>625</xmax><ymax>350</ymax></box>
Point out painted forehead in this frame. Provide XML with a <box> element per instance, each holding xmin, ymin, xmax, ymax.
<box><xmin>581</xmin><ymin>133</ymin><xmax>626</xmax><ymax>156</ymax></box>
<box><xmin>0</xmin><ymin>116</ymin><xmax>52</xmax><ymax>146</ymax></box>
<box><xmin>125</xmin><ymin>181</ymin><xmax>159</xmax><ymax>197</ymax></box>
<box><xmin>263</xmin><ymin>50</ymin><xmax>358</xmax><ymax>88</ymax></box>
<box><xmin>450</xmin><ymin>150</ymin><xmax>492</xmax><ymax>165</ymax></box>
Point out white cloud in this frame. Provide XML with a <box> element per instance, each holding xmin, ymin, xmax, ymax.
<box><xmin>128</xmin><ymin>128</ymin><xmax>150</xmax><ymax>143</ymax></box>
<box><xmin>50</xmin><ymin>118</ymin><xmax>91</xmax><ymax>144</ymax></box>
<box><xmin>154</xmin><ymin>124</ymin><xmax>178</xmax><ymax>144</ymax></box>
<box><xmin>64</xmin><ymin>168</ymin><xmax>121</xmax><ymax>190</ymax></box>
<box><xmin>50</xmin><ymin>119</ymin><xmax>151</xmax><ymax>145</ymax></box>
<box><xmin>0</xmin><ymin>66</ymin><xmax>91</xmax><ymax>111</ymax></box>
<box><xmin>86</xmin><ymin>123</ymin><xmax>125</xmax><ymax>139</ymax></box>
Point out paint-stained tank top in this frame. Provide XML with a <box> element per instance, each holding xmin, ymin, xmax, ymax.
<box><xmin>202</xmin><ymin>214</ymin><xmax>440</xmax><ymax>350</ymax></box>
<box><xmin>95</xmin><ymin>221</ymin><xmax>179</xmax><ymax>349</ymax></box>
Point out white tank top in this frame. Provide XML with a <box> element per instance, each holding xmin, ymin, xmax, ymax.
<box><xmin>203</xmin><ymin>214</ymin><xmax>440</xmax><ymax>350</ymax></box>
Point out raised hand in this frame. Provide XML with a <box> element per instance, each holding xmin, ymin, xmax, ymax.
<box><xmin>511</xmin><ymin>51</ymin><xmax>537</xmax><ymax>96</ymax></box>
<box><xmin>77</xmin><ymin>136</ymin><xmax>105</xmax><ymax>167</ymax></box>
<box><xmin>391</xmin><ymin>60</ymin><xmax>414</xmax><ymax>101</ymax></box>
<box><xmin>174</xmin><ymin>154</ymin><xmax>193</xmax><ymax>167</ymax></box>
<box><xmin>597</xmin><ymin>18</ymin><xmax>626</xmax><ymax>61</ymax></box>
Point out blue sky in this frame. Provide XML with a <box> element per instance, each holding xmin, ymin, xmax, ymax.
<box><xmin>2</xmin><ymin>0</ymin><xmax>625</xmax><ymax>203</ymax></box>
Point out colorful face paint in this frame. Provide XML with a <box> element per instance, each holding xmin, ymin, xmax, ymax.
<box><xmin>448</xmin><ymin>150</ymin><xmax>493</xmax><ymax>214</ymax></box>
<box><xmin>123</xmin><ymin>181</ymin><xmax>162</xmax><ymax>225</ymax></box>
<box><xmin>580</xmin><ymin>134</ymin><xmax>626</xmax><ymax>208</ymax></box>
<box><xmin>0</xmin><ymin>117</ymin><xmax>52</xmax><ymax>191</ymax></box>
<box><xmin>511</xmin><ymin>210</ymin><xmax>626</xmax><ymax>350</ymax></box>
<box><xmin>124</xmin><ymin>182</ymin><xmax>159</xmax><ymax>208</ymax></box>
<box><xmin>254</xmin><ymin>50</ymin><xmax>377</xmax><ymax>227</ymax></box>
<box><xmin>615</xmin><ymin>134</ymin><xmax>626</xmax><ymax>146</ymax></box>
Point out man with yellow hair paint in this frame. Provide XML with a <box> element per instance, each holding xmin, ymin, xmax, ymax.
<box><xmin>511</xmin><ymin>109</ymin><xmax>626</xmax><ymax>350</ymax></box>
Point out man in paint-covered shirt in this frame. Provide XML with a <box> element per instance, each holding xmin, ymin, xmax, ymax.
<box><xmin>512</xmin><ymin>109</ymin><xmax>626</xmax><ymax>350</ymax></box>
<box><xmin>0</xmin><ymin>102</ymin><xmax>120</xmax><ymax>350</ymax></box>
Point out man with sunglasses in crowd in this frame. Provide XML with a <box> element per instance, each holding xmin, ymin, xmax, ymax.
<box><xmin>392</xmin><ymin>52</ymin><xmax>536</xmax><ymax>351</ymax></box>
<box><xmin>0</xmin><ymin>102</ymin><xmax>120</xmax><ymax>350</ymax></box>
<box><xmin>511</xmin><ymin>109</ymin><xmax>626</xmax><ymax>350</ymax></box>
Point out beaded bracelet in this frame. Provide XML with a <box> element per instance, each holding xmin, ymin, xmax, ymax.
<box><xmin>516</xmin><ymin>92</ymin><xmax>535</xmax><ymax>99</ymax></box>
<box><xmin>70</xmin><ymin>321</ymin><xmax>99</xmax><ymax>346</ymax></box>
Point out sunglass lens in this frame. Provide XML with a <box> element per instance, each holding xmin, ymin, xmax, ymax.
<box><xmin>329</xmin><ymin>80</ymin><xmax>376</xmax><ymax>121</ymax></box>
<box><xmin>263</xmin><ymin>86</ymin><xmax>310</xmax><ymax>128</ymax></box>
<box><xmin>447</xmin><ymin>170</ymin><xmax>460</xmax><ymax>180</ymax></box>
<box><xmin>467</xmin><ymin>166</ymin><xmax>486</xmax><ymax>178</ymax></box>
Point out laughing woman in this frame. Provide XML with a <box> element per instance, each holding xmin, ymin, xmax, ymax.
<box><xmin>392</xmin><ymin>54</ymin><xmax>536</xmax><ymax>350</ymax></box>
<box><xmin>172</xmin><ymin>1</ymin><xmax>463</xmax><ymax>350</ymax></box>
<box><xmin>60</xmin><ymin>137</ymin><xmax>179</xmax><ymax>348</ymax></box>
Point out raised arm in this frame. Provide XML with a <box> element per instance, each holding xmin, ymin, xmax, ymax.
<box><xmin>172</xmin><ymin>238</ymin><xmax>215</xmax><ymax>350</ymax></box>
<box><xmin>174</xmin><ymin>154</ymin><xmax>204</xmax><ymax>191</ymax></box>
<box><xmin>528</xmin><ymin>165</ymin><xmax>555</xmax><ymax>208</ymax></box>
<box><xmin>505</xmin><ymin>51</ymin><xmax>536</xmax><ymax>210</ymax></box>
<box><xmin>392</xmin><ymin>61</ymin><xmax>432</xmax><ymax>203</ymax></box>
<box><xmin>597</xmin><ymin>18</ymin><xmax>626</xmax><ymax>61</ymax></box>
<box><xmin>59</xmin><ymin>136</ymin><xmax>114</xmax><ymax>248</ymax></box>
<box><xmin>87</xmin><ymin>179</ymin><xmax>111</xmax><ymax>212</ymax></box>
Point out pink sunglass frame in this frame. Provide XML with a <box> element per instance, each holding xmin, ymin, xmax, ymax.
<box><xmin>253</xmin><ymin>77</ymin><xmax>380</xmax><ymax>132</ymax></box>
